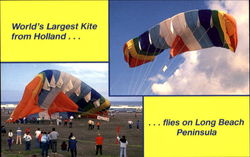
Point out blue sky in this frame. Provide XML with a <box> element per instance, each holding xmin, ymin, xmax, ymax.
<box><xmin>110</xmin><ymin>0</ymin><xmax>208</xmax><ymax>95</ymax></box>
<box><xmin>110</xmin><ymin>1</ymin><xmax>249</xmax><ymax>95</ymax></box>
<box><xmin>1</xmin><ymin>63</ymin><xmax>142</xmax><ymax>102</ymax></box>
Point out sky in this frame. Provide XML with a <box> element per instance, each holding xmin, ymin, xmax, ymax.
<box><xmin>109</xmin><ymin>0</ymin><xmax>249</xmax><ymax>95</ymax></box>
<box><xmin>1</xmin><ymin>63</ymin><xmax>142</xmax><ymax>102</ymax></box>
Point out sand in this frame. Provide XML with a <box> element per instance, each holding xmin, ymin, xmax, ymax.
<box><xmin>1</xmin><ymin>111</ymin><xmax>143</xmax><ymax>157</ymax></box>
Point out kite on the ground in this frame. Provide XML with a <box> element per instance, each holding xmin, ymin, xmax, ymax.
<box><xmin>7</xmin><ymin>70</ymin><xmax>110</xmax><ymax>122</ymax></box>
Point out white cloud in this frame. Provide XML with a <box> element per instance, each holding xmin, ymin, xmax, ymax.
<box><xmin>151</xmin><ymin>1</ymin><xmax>249</xmax><ymax>95</ymax></box>
<box><xmin>55</xmin><ymin>63</ymin><xmax>108</xmax><ymax>80</ymax></box>
<box><xmin>54</xmin><ymin>63</ymin><xmax>109</xmax><ymax>96</ymax></box>
<box><xmin>56</xmin><ymin>63</ymin><xmax>108</xmax><ymax>72</ymax></box>
<box><xmin>149</xmin><ymin>74</ymin><xmax>166</xmax><ymax>82</ymax></box>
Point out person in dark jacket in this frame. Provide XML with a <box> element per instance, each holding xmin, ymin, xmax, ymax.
<box><xmin>68</xmin><ymin>136</ymin><xmax>77</xmax><ymax>157</ymax></box>
<box><xmin>61</xmin><ymin>141</ymin><xmax>67</xmax><ymax>151</ymax></box>
<box><xmin>7</xmin><ymin>137</ymin><xmax>14</xmax><ymax>151</ymax></box>
<box><xmin>1</xmin><ymin>125</ymin><xmax>7</xmax><ymax>136</ymax></box>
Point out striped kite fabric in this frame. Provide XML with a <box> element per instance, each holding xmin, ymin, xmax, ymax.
<box><xmin>123</xmin><ymin>9</ymin><xmax>238</xmax><ymax>67</ymax></box>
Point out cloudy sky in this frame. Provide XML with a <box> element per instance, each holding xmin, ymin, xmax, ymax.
<box><xmin>1</xmin><ymin>63</ymin><xmax>142</xmax><ymax>102</ymax></box>
<box><xmin>110</xmin><ymin>0</ymin><xmax>249</xmax><ymax>95</ymax></box>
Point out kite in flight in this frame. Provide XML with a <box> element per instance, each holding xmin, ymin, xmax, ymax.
<box><xmin>123</xmin><ymin>9</ymin><xmax>238</xmax><ymax>67</ymax></box>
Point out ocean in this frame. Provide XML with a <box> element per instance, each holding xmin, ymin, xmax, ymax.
<box><xmin>1</xmin><ymin>101</ymin><xmax>143</xmax><ymax>112</ymax></box>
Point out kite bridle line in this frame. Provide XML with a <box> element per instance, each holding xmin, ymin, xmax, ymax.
<box><xmin>136</xmin><ymin>16</ymin><xmax>200</xmax><ymax>95</ymax></box>
<box><xmin>142</xmin><ymin>19</ymin><xmax>217</xmax><ymax>95</ymax></box>
<box><xmin>127</xmin><ymin>33</ymin><xmax>153</xmax><ymax>95</ymax></box>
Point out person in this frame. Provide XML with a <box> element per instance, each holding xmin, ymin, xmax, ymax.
<box><xmin>64</xmin><ymin>119</ymin><xmax>68</xmax><ymax>126</ymax></box>
<box><xmin>77</xmin><ymin>114</ymin><xmax>81</xmax><ymax>119</ymax></box>
<box><xmin>128</xmin><ymin>120</ymin><xmax>133</xmax><ymax>129</ymax></box>
<box><xmin>95</xmin><ymin>133</ymin><xmax>104</xmax><ymax>155</ymax></box>
<box><xmin>48</xmin><ymin>131</ymin><xmax>52</xmax><ymax>150</ymax></box>
<box><xmin>136</xmin><ymin>120</ymin><xmax>140</xmax><ymax>130</ymax></box>
<box><xmin>96</xmin><ymin>121</ymin><xmax>100</xmax><ymax>130</ymax></box>
<box><xmin>61</xmin><ymin>141</ymin><xmax>67</xmax><ymax>151</ymax></box>
<box><xmin>50</xmin><ymin>119</ymin><xmax>53</xmax><ymax>125</ymax></box>
<box><xmin>25</xmin><ymin>127</ymin><xmax>31</xmax><ymax>134</ymax></box>
<box><xmin>16</xmin><ymin>127</ymin><xmax>22</xmax><ymax>144</ymax></box>
<box><xmin>68</xmin><ymin>133</ymin><xmax>73</xmax><ymax>140</ymax></box>
<box><xmin>23</xmin><ymin>117</ymin><xmax>27</xmax><ymax>124</ymax></box>
<box><xmin>35</xmin><ymin>128</ymin><xmax>41</xmax><ymax>148</ymax></box>
<box><xmin>68</xmin><ymin>132</ymin><xmax>73</xmax><ymax>151</ymax></box>
<box><xmin>49</xmin><ymin>128</ymin><xmax>59</xmax><ymax>154</ymax></box>
<box><xmin>15</xmin><ymin>119</ymin><xmax>20</xmax><ymax>124</ymax></box>
<box><xmin>20</xmin><ymin>118</ymin><xmax>24</xmax><ymax>124</ymax></box>
<box><xmin>32</xmin><ymin>117</ymin><xmax>36</xmax><ymax>123</ymax></box>
<box><xmin>23</xmin><ymin>132</ymin><xmax>32</xmax><ymax>150</ymax></box>
<box><xmin>92</xmin><ymin>121</ymin><xmax>95</xmax><ymax>130</ymax></box>
<box><xmin>69</xmin><ymin>119</ymin><xmax>73</xmax><ymax>128</ymax></box>
<box><xmin>117</xmin><ymin>135</ymin><xmax>128</xmax><ymax>157</ymax></box>
<box><xmin>37</xmin><ymin>117</ymin><xmax>41</xmax><ymax>124</ymax></box>
<box><xmin>59</xmin><ymin>118</ymin><xmax>62</xmax><ymax>125</ymax></box>
<box><xmin>8</xmin><ymin>130</ymin><xmax>14</xmax><ymax>138</ymax></box>
<box><xmin>88</xmin><ymin>120</ymin><xmax>92</xmax><ymax>130</ymax></box>
<box><xmin>41</xmin><ymin>117</ymin><xmax>45</xmax><ymax>124</ymax></box>
<box><xmin>1</xmin><ymin>125</ymin><xmax>7</xmax><ymax>136</ymax></box>
<box><xmin>7</xmin><ymin>136</ymin><xmax>14</xmax><ymax>151</ymax></box>
<box><xmin>56</xmin><ymin>118</ymin><xmax>60</xmax><ymax>126</ymax></box>
<box><xmin>40</xmin><ymin>131</ymin><xmax>49</xmax><ymax>157</ymax></box>
<box><xmin>68</xmin><ymin>136</ymin><xmax>77</xmax><ymax>157</ymax></box>
<box><xmin>38</xmin><ymin>131</ymin><xmax>43</xmax><ymax>148</ymax></box>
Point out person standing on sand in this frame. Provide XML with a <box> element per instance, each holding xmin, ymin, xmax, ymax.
<box><xmin>7</xmin><ymin>136</ymin><xmax>14</xmax><ymax>151</ymax></box>
<box><xmin>96</xmin><ymin>121</ymin><xmax>100</xmax><ymax>130</ymax></box>
<box><xmin>41</xmin><ymin>117</ymin><xmax>45</xmax><ymax>124</ymax></box>
<box><xmin>16</xmin><ymin>127</ymin><xmax>22</xmax><ymax>144</ymax></box>
<box><xmin>49</xmin><ymin>128</ymin><xmax>59</xmax><ymax>154</ymax></box>
<box><xmin>56</xmin><ymin>118</ymin><xmax>60</xmax><ymax>126</ymax></box>
<box><xmin>128</xmin><ymin>120</ymin><xmax>133</xmax><ymax>129</ymax></box>
<box><xmin>92</xmin><ymin>121</ymin><xmax>95</xmax><ymax>130</ymax></box>
<box><xmin>136</xmin><ymin>120</ymin><xmax>140</xmax><ymax>130</ymax></box>
<box><xmin>8</xmin><ymin>129</ymin><xmax>14</xmax><ymax>138</ymax></box>
<box><xmin>41</xmin><ymin>131</ymin><xmax>49</xmax><ymax>157</ymax></box>
<box><xmin>117</xmin><ymin>135</ymin><xmax>128</xmax><ymax>157</ymax></box>
<box><xmin>38</xmin><ymin>131</ymin><xmax>43</xmax><ymax>148</ymax></box>
<box><xmin>1</xmin><ymin>125</ymin><xmax>7</xmax><ymax>136</ymax></box>
<box><xmin>95</xmin><ymin>133</ymin><xmax>104</xmax><ymax>155</ymax></box>
<box><xmin>68</xmin><ymin>136</ymin><xmax>77</xmax><ymax>157</ymax></box>
<box><xmin>61</xmin><ymin>141</ymin><xmax>67</xmax><ymax>151</ymax></box>
<box><xmin>88</xmin><ymin>120</ymin><xmax>92</xmax><ymax>130</ymax></box>
<box><xmin>64</xmin><ymin>119</ymin><xmax>68</xmax><ymax>126</ymax></box>
<box><xmin>69</xmin><ymin>116</ymin><xmax>73</xmax><ymax>128</ymax></box>
<box><xmin>68</xmin><ymin>132</ymin><xmax>74</xmax><ymax>151</ymax></box>
<box><xmin>23</xmin><ymin>132</ymin><xmax>32</xmax><ymax>150</ymax></box>
<box><xmin>35</xmin><ymin>128</ymin><xmax>41</xmax><ymax>148</ymax></box>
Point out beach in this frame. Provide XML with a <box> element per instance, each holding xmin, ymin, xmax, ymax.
<box><xmin>1</xmin><ymin>110</ymin><xmax>143</xmax><ymax>157</ymax></box>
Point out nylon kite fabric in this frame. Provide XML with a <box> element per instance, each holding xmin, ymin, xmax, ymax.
<box><xmin>7</xmin><ymin>70</ymin><xmax>110</xmax><ymax>122</ymax></box>
<box><xmin>123</xmin><ymin>9</ymin><xmax>238</xmax><ymax>67</ymax></box>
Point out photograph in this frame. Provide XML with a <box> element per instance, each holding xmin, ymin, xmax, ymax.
<box><xmin>1</xmin><ymin>63</ymin><xmax>142</xmax><ymax>157</ymax></box>
<box><xmin>109</xmin><ymin>0</ymin><xmax>249</xmax><ymax>96</ymax></box>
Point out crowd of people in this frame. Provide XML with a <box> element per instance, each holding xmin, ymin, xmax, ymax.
<box><xmin>2</xmin><ymin>124</ymin><xmax>132</xmax><ymax>157</ymax></box>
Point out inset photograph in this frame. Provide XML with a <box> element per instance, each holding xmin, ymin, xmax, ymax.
<box><xmin>1</xmin><ymin>63</ymin><xmax>142</xmax><ymax>157</ymax></box>
<box><xmin>110</xmin><ymin>0</ymin><xmax>249</xmax><ymax>95</ymax></box>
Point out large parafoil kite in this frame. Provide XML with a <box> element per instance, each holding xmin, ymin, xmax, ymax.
<box><xmin>7</xmin><ymin>70</ymin><xmax>110</xmax><ymax>122</ymax></box>
<box><xmin>123</xmin><ymin>9</ymin><xmax>238</xmax><ymax>67</ymax></box>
